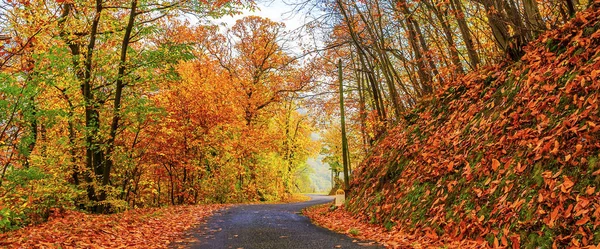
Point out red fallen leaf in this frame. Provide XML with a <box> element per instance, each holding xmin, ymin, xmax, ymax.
<box><xmin>510</xmin><ymin>235</ymin><xmax>520</xmax><ymax>249</ymax></box>
<box><xmin>515</xmin><ymin>162</ymin><xmax>526</xmax><ymax>173</ymax></box>
<box><xmin>575</xmin><ymin>144</ymin><xmax>583</xmax><ymax>153</ymax></box>
<box><xmin>542</xmin><ymin>84</ymin><xmax>556</xmax><ymax>92</ymax></box>
<box><xmin>576</xmin><ymin>216</ymin><xmax>590</xmax><ymax>226</ymax></box>
<box><xmin>564</xmin><ymin>204</ymin><xmax>574</xmax><ymax>218</ymax></box>
<box><xmin>500</xmin><ymin>235</ymin><xmax>509</xmax><ymax>247</ymax></box>
<box><xmin>561</xmin><ymin>176</ymin><xmax>574</xmax><ymax>193</ymax></box>
<box><xmin>571</xmin><ymin>238</ymin><xmax>581</xmax><ymax>247</ymax></box>
<box><xmin>549</xmin><ymin>206</ymin><xmax>561</xmax><ymax>228</ymax></box>
<box><xmin>425</xmin><ymin>229</ymin><xmax>439</xmax><ymax>240</ymax></box>
<box><xmin>447</xmin><ymin>161</ymin><xmax>455</xmax><ymax>171</ymax></box>
<box><xmin>550</xmin><ymin>140</ymin><xmax>559</xmax><ymax>155</ymax></box>
<box><xmin>1</xmin><ymin>205</ymin><xmax>228</xmax><ymax>248</ymax></box>
<box><xmin>492</xmin><ymin>159</ymin><xmax>500</xmax><ymax>172</ymax></box>
<box><xmin>585</xmin><ymin>186</ymin><xmax>595</xmax><ymax>195</ymax></box>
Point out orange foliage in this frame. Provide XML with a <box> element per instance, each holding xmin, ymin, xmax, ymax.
<box><xmin>0</xmin><ymin>204</ymin><xmax>228</xmax><ymax>248</ymax></box>
<box><xmin>339</xmin><ymin>5</ymin><xmax>600</xmax><ymax>248</ymax></box>
<box><xmin>304</xmin><ymin>204</ymin><xmax>481</xmax><ymax>248</ymax></box>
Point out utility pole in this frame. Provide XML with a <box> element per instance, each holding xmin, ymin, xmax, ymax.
<box><xmin>339</xmin><ymin>59</ymin><xmax>350</xmax><ymax>190</ymax></box>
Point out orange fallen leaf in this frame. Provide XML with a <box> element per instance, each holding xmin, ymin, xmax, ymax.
<box><xmin>575</xmin><ymin>144</ymin><xmax>583</xmax><ymax>152</ymax></box>
<box><xmin>549</xmin><ymin>206</ymin><xmax>561</xmax><ymax>228</ymax></box>
<box><xmin>492</xmin><ymin>159</ymin><xmax>500</xmax><ymax>172</ymax></box>
<box><xmin>575</xmin><ymin>216</ymin><xmax>590</xmax><ymax>226</ymax></box>
<box><xmin>550</xmin><ymin>140</ymin><xmax>559</xmax><ymax>154</ymax></box>
<box><xmin>586</xmin><ymin>186</ymin><xmax>595</xmax><ymax>195</ymax></box>
<box><xmin>561</xmin><ymin>176</ymin><xmax>574</xmax><ymax>193</ymax></box>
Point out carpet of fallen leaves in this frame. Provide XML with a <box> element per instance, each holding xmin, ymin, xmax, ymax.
<box><xmin>304</xmin><ymin>204</ymin><xmax>484</xmax><ymax>248</ymax></box>
<box><xmin>0</xmin><ymin>204</ymin><xmax>228</xmax><ymax>248</ymax></box>
<box><xmin>343</xmin><ymin>2</ymin><xmax>600</xmax><ymax>249</ymax></box>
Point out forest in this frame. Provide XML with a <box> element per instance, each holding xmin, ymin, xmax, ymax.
<box><xmin>1</xmin><ymin>0</ymin><xmax>599</xmax><ymax>247</ymax></box>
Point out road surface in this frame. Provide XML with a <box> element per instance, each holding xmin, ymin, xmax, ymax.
<box><xmin>179</xmin><ymin>194</ymin><xmax>383</xmax><ymax>249</ymax></box>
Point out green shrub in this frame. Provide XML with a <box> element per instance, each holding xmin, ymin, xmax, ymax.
<box><xmin>0</xmin><ymin>167</ymin><xmax>80</xmax><ymax>232</ymax></box>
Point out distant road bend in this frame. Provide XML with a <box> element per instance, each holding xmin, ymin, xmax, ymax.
<box><xmin>180</xmin><ymin>194</ymin><xmax>383</xmax><ymax>249</ymax></box>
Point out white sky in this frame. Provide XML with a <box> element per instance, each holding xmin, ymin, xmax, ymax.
<box><xmin>211</xmin><ymin>1</ymin><xmax>305</xmax><ymax>32</ymax></box>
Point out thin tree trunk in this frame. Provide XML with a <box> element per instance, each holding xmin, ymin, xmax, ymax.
<box><xmin>565</xmin><ymin>0</ymin><xmax>576</xmax><ymax>17</ymax></box>
<box><xmin>424</xmin><ymin>0</ymin><xmax>463</xmax><ymax>74</ymax></box>
<box><xmin>523</xmin><ymin>0</ymin><xmax>545</xmax><ymax>36</ymax></box>
<box><xmin>450</xmin><ymin>0</ymin><xmax>480</xmax><ymax>69</ymax></box>
<box><xmin>338</xmin><ymin>60</ymin><xmax>350</xmax><ymax>190</ymax></box>
<box><xmin>100</xmin><ymin>0</ymin><xmax>138</xmax><ymax>207</ymax></box>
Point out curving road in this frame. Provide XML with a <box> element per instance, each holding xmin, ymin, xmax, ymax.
<box><xmin>180</xmin><ymin>195</ymin><xmax>383</xmax><ymax>249</ymax></box>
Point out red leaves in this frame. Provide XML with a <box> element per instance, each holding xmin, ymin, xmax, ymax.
<box><xmin>0</xmin><ymin>205</ymin><xmax>228</xmax><ymax>248</ymax></box>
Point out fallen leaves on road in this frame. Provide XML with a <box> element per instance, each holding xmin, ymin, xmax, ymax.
<box><xmin>0</xmin><ymin>204</ymin><xmax>229</xmax><ymax>248</ymax></box>
<box><xmin>304</xmin><ymin>204</ymin><xmax>481</xmax><ymax>248</ymax></box>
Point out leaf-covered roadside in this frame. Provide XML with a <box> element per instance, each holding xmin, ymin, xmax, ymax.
<box><xmin>342</xmin><ymin>3</ymin><xmax>600</xmax><ymax>248</ymax></box>
<box><xmin>0</xmin><ymin>204</ymin><xmax>228</xmax><ymax>248</ymax></box>
<box><xmin>304</xmin><ymin>204</ymin><xmax>483</xmax><ymax>248</ymax></box>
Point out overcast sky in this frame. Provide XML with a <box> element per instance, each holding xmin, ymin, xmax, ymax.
<box><xmin>211</xmin><ymin>1</ymin><xmax>305</xmax><ymax>31</ymax></box>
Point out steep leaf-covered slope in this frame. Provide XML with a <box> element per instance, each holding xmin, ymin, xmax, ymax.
<box><xmin>348</xmin><ymin>4</ymin><xmax>600</xmax><ymax>248</ymax></box>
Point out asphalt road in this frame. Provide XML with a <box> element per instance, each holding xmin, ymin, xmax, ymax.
<box><xmin>182</xmin><ymin>194</ymin><xmax>383</xmax><ymax>249</ymax></box>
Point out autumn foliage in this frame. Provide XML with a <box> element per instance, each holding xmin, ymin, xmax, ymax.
<box><xmin>0</xmin><ymin>0</ymin><xmax>315</xmax><ymax>234</ymax></box>
<box><xmin>0</xmin><ymin>204</ymin><xmax>228</xmax><ymax>248</ymax></box>
<box><xmin>329</xmin><ymin>4</ymin><xmax>600</xmax><ymax>248</ymax></box>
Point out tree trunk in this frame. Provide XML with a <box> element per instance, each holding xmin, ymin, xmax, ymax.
<box><xmin>450</xmin><ymin>0</ymin><xmax>480</xmax><ymax>69</ymax></box>
<box><xmin>338</xmin><ymin>60</ymin><xmax>350</xmax><ymax>190</ymax></box>
<box><xmin>424</xmin><ymin>0</ymin><xmax>463</xmax><ymax>74</ymax></box>
<box><xmin>478</xmin><ymin>0</ymin><xmax>511</xmax><ymax>57</ymax></box>
<box><xmin>523</xmin><ymin>0</ymin><xmax>545</xmax><ymax>36</ymax></box>
<box><xmin>565</xmin><ymin>0</ymin><xmax>576</xmax><ymax>18</ymax></box>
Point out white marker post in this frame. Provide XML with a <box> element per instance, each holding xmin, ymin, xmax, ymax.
<box><xmin>335</xmin><ymin>189</ymin><xmax>345</xmax><ymax>207</ymax></box>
